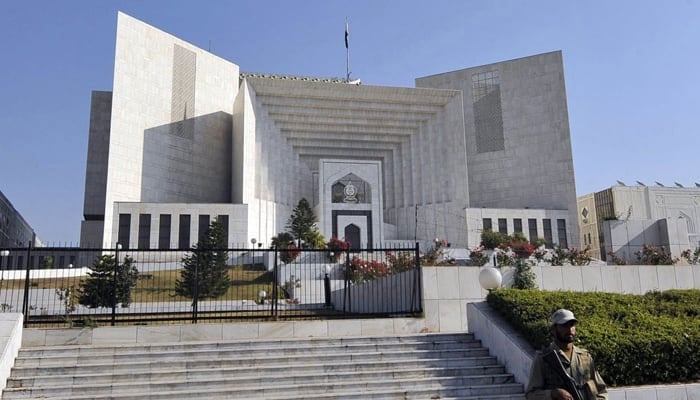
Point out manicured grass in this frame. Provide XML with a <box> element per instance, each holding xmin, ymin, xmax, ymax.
<box><xmin>2</xmin><ymin>267</ymin><xmax>278</xmax><ymax>304</ymax></box>
<box><xmin>132</xmin><ymin>268</ymin><xmax>276</xmax><ymax>302</ymax></box>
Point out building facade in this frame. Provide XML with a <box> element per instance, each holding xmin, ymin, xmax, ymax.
<box><xmin>0</xmin><ymin>190</ymin><xmax>42</xmax><ymax>270</ymax></box>
<box><xmin>578</xmin><ymin>183</ymin><xmax>700</xmax><ymax>262</ymax></box>
<box><xmin>80</xmin><ymin>12</ymin><xmax>580</xmax><ymax>250</ymax></box>
<box><xmin>0</xmin><ymin>190</ymin><xmax>38</xmax><ymax>249</ymax></box>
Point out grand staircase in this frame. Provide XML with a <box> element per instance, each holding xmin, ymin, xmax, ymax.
<box><xmin>2</xmin><ymin>332</ymin><xmax>525</xmax><ymax>399</ymax></box>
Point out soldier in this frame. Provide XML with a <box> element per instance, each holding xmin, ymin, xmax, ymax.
<box><xmin>526</xmin><ymin>309</ymin><xmax>608</xmax><ymax>400</ymax></box>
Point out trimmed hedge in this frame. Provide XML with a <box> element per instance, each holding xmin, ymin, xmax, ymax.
<box><xmin>486</xmin><ymin>289</ymin><xmax>700</xmax><ymax>386</ymax></box>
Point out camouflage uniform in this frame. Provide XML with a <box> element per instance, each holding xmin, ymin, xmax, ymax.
<box><xmin>526</xmin><ymin>342</ymin><xmax>608</xmax><ymax>400</ymax></box>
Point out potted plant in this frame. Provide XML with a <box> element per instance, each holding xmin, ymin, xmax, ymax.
<box><xmin>283</xmin><ymin>275</ymin><xmax>302</xmax><ymax>300</ymax></box>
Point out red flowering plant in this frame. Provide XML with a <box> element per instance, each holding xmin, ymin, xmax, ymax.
<box><xmin>549</xmin><ymin>245</ymin><xmax>591</xmax><ymax>266</ymax></box>
<box><xmin>348</xmin><ymin>256</ymin><xmax>390</xmax><ymax>284</ymax></box>
<box><xmin>568</xmin><ymin>247</ymin><xmax>592</xmax><ymax>266</ymax></box>
<box><xmin>271</xmin><ymin>232</ymin><xmax>300</xmax><ymax>263</ymax></box>
<box><xmin>279</xmin><ymin>244</ymin><xmax>300</xmax><ymax>264</ymax></box>
<box><xmin>607</xmin><ymin>250</ymin><xmax>628</xmax><ymax>265</ymax></box>
<box><xmin>495</xmin><ymin>247</ymin><xmax>516</xmax><ymax>266</ymax></box>
<box><xmin>326</xmin><ymin>237</ymin><xmax>349</xmax><ymax>262</ymax></box>
<box><xmin>385</xmin><ymin>251</ymin><xmax>416</xmax><ymax>273</ymax></box>
<box><xmin>635</xmin><ymin>244</ymin><xmax>677</xmax><ymax>265</ymax></box>
<box><xmin>502</xmin><ymin>232</ymin><xmax>535</xmax><ymax>259</ymax></box>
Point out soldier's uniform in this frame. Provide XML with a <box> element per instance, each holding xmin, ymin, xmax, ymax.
<box><xmin>526</xmin><ymin>342</ymin><xmax>608</xmax><ymax>400</ymax></box>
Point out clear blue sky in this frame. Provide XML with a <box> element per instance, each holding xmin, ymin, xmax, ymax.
<box><xmin>1</xmin><ymin>1</ymin><xmax>698</xmax><ymax>245</ymax></box>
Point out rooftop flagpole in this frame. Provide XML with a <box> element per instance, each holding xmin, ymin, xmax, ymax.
<box><xmin>345</xmin><ymin>17</ymin><xmax>350</xmax><ymax>82</ymax></box>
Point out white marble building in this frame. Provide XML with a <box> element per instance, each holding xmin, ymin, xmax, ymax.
<box><xmin>80</xmin><ymin>12</ymin><xmax>579</xmax><ymax>250</ymax></box>
<box><xmin>578</xmin><ymin>183</ymin><xmax>700</xmax><ymax>262</ymax></box>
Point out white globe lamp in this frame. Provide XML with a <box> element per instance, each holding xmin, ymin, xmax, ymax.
<box><xmin>478</xmin><ymin>267</ymin><xmax>502</xmax><ymax>293</ymax></box>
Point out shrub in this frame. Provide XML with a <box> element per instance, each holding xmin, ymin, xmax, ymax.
<box><xmin>681</xmin><ymin>246</ymin><xmax>700</xmax><ymax>265</ymax></box>
<box><xmin>486</xmin><ymin>289</ymin><xmax>700</xmax><ymax>386</ymax></box>
<box><xmin>512</xmin><ymin>259</ymin><xmax>537</xmax><ymax>289</ymax></box>
<box><xmin>496</xmin><ymin>248</ymin><xmax>516</xmax><ymax>267</ymax></box>
<box><xmin>385</xmin><ymin>251</ymin><xmax>415</xmax><ymax>273</ymax></box>
<box><xmin>508</xmin><ymin>237</ymin><xmax>535</xmax><ymax>259</ymax></box>
<box><xmin>467</xmin><ymin>246</ymin><xmax>489</xmax><ymax>266</ymax></box>
<box><xmin>532</xmin><ymin>237</ymin><xmax>547</xmax><ymax>248</ymax></box>
<box><xmin>348</xmin><ymin>256</ymin><xmax>389</xmax><ymax>283</ymax></box>
<box><xmin>568</xmin><ymin>247</ymin><xmax>592</xmax><ymax>266</ymax></box>
<box><xmin>420</xmin><ymin>238</ymin><xmax>448</xmax><ymax>265</ymax></box>
<box><xmin>635</xmin><ymin>244</ymin><xmax>677</xmax><ymax>265</ymax></box>
<box><xmin>481</xmin><ymin>230</ymin><xmax>508</xmax><ymax>249</ymax></box>
<box><xmin>607</xmin><ymin>250</ymin><xmax>628</xmax><ymax>265</ymax></box>
<box><xmin>549</xmin><ymin>246</ymin><xmax>569</xmax><ymax>266</ymax></box>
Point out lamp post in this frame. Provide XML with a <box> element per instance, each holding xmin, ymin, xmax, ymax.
<box><xmin>478</xmin><ymin>266</ymin><xmax>502</xmax><ymax>294</ymax></box>
<box><xmin>324</xmin><ymin>264</ymin><xmax>332</xmax><ymax>307</ymax></box>
<box><xmin>250</xmin><ymin>238</ymin><xmax>257</xmax><ymax>265</ymax></box>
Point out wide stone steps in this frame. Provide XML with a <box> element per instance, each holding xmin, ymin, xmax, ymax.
<box><xmin>3</xmin><ymin>332</ymin><xmax>526</xmax><ymax>399</ymax></box>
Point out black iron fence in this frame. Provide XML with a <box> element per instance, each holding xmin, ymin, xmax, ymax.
<box><xmin>0</xmin><ymin>243</ymin><xmax>422</xmax><ymax>328</ymax></box>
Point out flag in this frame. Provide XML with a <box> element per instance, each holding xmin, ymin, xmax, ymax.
<box><xmin>344</xmin><ymin>20</ymin><xmax>349</xmax><ymax>49</ymax></box>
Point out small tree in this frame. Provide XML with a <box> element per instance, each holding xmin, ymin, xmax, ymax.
<box><xmin>175</xmin><ymin>218</ymin><xmax>231</xmax><ymax>300</ymax></box>
<box><xmin>56</xmin><ymin>286</ymin><xmax>77</xmax><ymax>326</ymax></box>
<box><xmin>271</xmin><ymin>232</ymin><xmax>299</xmax><ymax>263</ymax></box>
<box><xmin>287</xmin><ymin>198</ymin><xmax>318</xmax><ymax>247</ymax></box>
<box><xmin>305</xmin><ymin>230</ymin><xmax>327</xmax><ymax>249</ymax></box>
<box><xmin>513</xmin><ymin>259</ymin><xmax>537</xmax><ymax>289</ymax></box>
<box><xmin>78</xmin><ymin>254</ymin><xmax>138</xmax><ymax>308</ymax></box>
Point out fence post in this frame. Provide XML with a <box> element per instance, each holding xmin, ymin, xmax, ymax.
<box><xmin>413</xmin><ymin>242</ymin><xmax>422</xmax><ymax>313</ymax></box>
<box><xmin>324</xmin><ymin>266</ymin><xmax>331</xmax><ymax>307</ymax></box>
<box><xmin>22</xmin><ymin>241</ymin><xmax>32</xmax><ymax>327</ymax></box>
<box><xmin>271</xmin><ymin>246</ymin><xmax>278</xmax><ymax>317</ymax></box>
<box><xmin>112</xmin><ymin>243</ymin><xmax>120</xmax><ymax>326</ymax></box>
<box><xmin>343</xmin><ymin>250</ymin><xmax>351</xmax><ymax>313</ymax></box>
<box><xmin>192</xmin><ymin>247</ymin><xmax>199</xmax><ymax>324</ymax></box>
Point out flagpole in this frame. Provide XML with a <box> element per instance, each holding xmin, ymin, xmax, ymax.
<box><xmin>345</xmin><ymin>17</ymin><xmax>350</xmax><ymax>82</ymax></box>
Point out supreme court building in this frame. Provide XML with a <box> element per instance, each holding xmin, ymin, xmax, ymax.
<box><xmin>80</xmin><ymin>12</ymin><xmax>579</xmax><ymax>250</ymax></box>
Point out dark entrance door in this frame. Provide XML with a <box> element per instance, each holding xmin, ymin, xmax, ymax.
<box><xmin>332</xmin><ymin>210</ymin><xmax>372</xmax><ymax>249</ymax></box>
<box><xmin>344</xmin><ymin>224</ymin><xmax>361</xmax><ymax>249</ymax></box>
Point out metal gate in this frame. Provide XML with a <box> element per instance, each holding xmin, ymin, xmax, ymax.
<box><xmin>0</xmin><ymin>243</ymin><xmax>422</xmax><ymax>328</ymax></box>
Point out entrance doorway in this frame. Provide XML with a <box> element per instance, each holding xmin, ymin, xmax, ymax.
<box><xmin>345</xmin><ymin>224</ymin><xmax>361</xmax><ymax>249</ymax></box>
<box><xmin>332</xmin><ymin>210</ymin><xmax>372</xmax><ymax>249</ymax></box>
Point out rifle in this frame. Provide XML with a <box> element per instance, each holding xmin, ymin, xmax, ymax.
<box><xmin>543</xmin><ymin>350</ymin><xmax>585</xmax><ymax>400</ymax></box>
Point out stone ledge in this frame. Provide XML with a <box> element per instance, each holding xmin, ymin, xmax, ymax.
<box><xmin>0</xmin><ymin>313</ymin><xmax>22</xmax><ymax>394</ymax></box>
<box><xmin>21</xmin><ymin>317</ymin><xmax>428</xmax><ymax>347</ymax></box>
